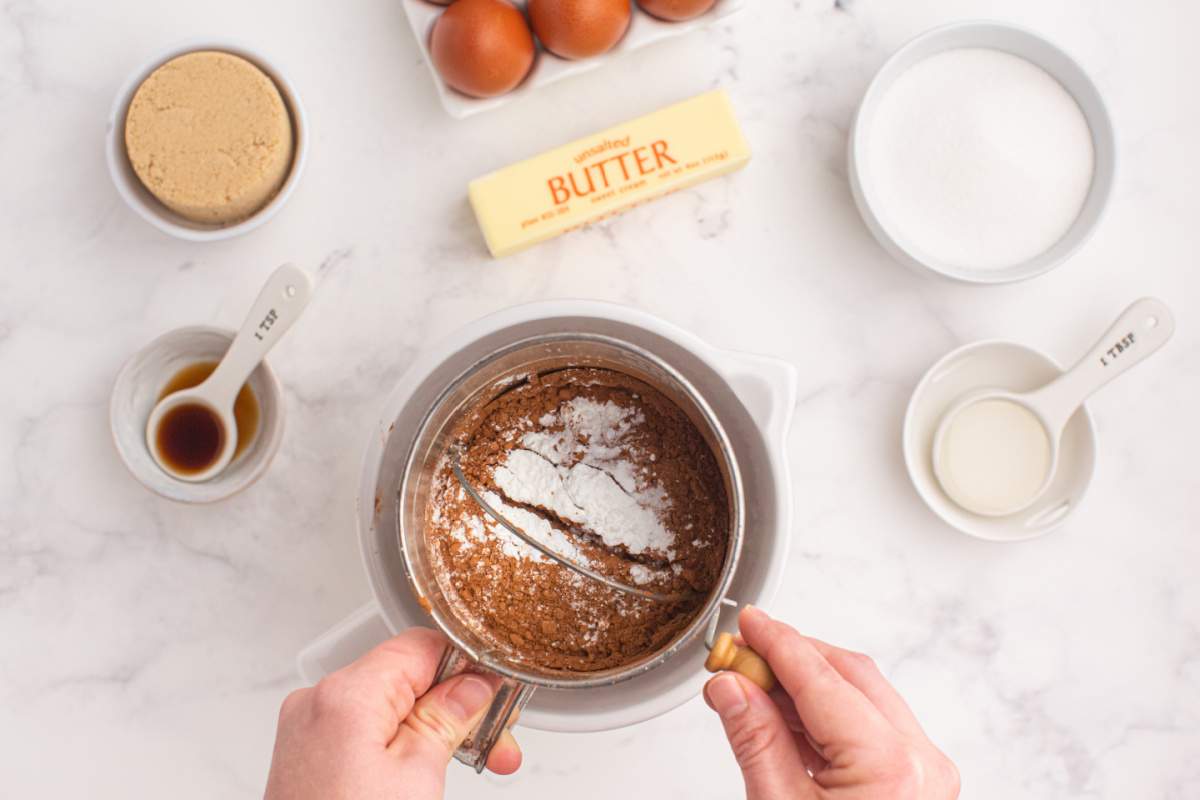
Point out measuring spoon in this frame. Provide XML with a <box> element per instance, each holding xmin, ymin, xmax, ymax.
<box><xmin>933</xmin><ymin>298</ymin><xmax>1174</xmax><ymax>517</ymax></box>
<box><xmin>146</xmin><ymin>264</ymin><xmax>313</xmax><ymax>482</ymax></box>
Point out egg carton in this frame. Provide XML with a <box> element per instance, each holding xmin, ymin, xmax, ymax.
<box><xmin>402</xmin><ymin>0</ymin><xmax>745</xmax><ymax>119</ymax></box>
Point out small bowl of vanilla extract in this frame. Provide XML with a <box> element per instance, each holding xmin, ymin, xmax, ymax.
<box><xmin>111</xmin><ymin>325</ymin><xmax>285</xmax><ymax>502</ymax></box>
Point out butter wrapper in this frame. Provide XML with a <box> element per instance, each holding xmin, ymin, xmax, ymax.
<box><xmin>469</xmin><ymin>90</ymin><xmax>751</xmax><ymax>258</ymax></box>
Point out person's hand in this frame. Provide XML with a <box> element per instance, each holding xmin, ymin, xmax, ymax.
<box><xmin>704</xmin><ymin>607</ymin><xmax>959</xmax><ymax>799</ymax></box>
<box><xmin>265</xmin><ymin>627</ymin><xmax>521</xmax><ymax>799</ymax></box>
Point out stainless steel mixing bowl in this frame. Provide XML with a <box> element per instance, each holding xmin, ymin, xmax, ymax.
<box><xmin>396</xmin><ymin>333</ymin><xmax>746</xmax><ymax>770</ymax></box>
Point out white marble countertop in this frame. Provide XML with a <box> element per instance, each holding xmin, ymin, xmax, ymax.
<box><xmin>2</xmin><ymin>0</ymin><xmax>1198</xmax><ymax>797</ymax></box>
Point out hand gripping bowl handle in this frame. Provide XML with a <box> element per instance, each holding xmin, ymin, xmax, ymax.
<box><xmin>437</xmin><ymin>596</ymin><xmax>783</xmax><ymax>772</ymax></box>
<box><xmin>433</xmin><ymin>649</ymin><xmax>537</xmax><ymax>771</ymax></box>
<box><xmin>296</xmin><ymin>606</ymin><xmax>532</xmax><ymax>772</ymax></box>
<box><xmin>296</xmin><ymin>344</ymin><xmax>797</xmax><ymax>771</ymax></box>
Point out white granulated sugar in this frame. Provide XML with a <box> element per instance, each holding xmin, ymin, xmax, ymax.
<box><xmin>867</xmin><ymin>48</ymin><xmax>1094</xmax><ymax>271</ymax></box>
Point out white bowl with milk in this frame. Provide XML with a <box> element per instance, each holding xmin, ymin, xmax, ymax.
<box><xmin>903</xmin><ymin>340</ymin><xmax>1097</xmax><ymax>541</ymax></box>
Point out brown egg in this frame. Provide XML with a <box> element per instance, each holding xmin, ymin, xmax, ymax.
<box><xmin>430</xmin><ymin>0</ymin><xmax>536</xmax><ymax>97</ymax></box>
<box><xmin>637</xmin><ymin>0</ymin><xmax>717</xmax><ymax>22</ymax></box>
<box><xmin>529</xmin><ymin>0</ymin><xmax>631</xmax><ymax>60</ymax></box>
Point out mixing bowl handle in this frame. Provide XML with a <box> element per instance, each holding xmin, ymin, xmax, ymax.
<box><xmin>296</xmin><ymin>600</ymin><xmax>392</xmax><ymax>684</ymax></box>
<box><xmin>702</xmin><ymin>347</ymin><xmax>797</xmax><ymax>452</ymax></box>
<box><xmin>705</xmin><ymin>631</ymin><xmax>776</xmax><ymax>692</ymax></box>
<box><xmin>702</xmin><ymin>598</ymin><xmax>777</xmax><ymax>692</ymax></box>
<box><xmin>297</xmin><ymin>606</ymin><xmax>535</xmax><ymax>773</ymax></box>
<box><xmin>435</xmin><ymin>646</ymin><xmax>537</xmax><ymax>773</ymax></box>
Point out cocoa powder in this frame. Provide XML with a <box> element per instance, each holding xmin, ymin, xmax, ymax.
<box><xmin>424</xmin><ymin>368</ymin><xmax>729</xmax><ymax>672</ymax></box>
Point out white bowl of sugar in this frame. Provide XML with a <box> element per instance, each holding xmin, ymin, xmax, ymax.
<box><xmin>849</xmin><ymin>21</ymin><xmax>1115</xmax><ymax>284</ymax></box>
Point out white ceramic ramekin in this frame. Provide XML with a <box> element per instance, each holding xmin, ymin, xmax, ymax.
<box><xmin>105</xmin><ymin>39</ymin><xmax>309</xmax><ymax>242</ymax></box>
<box><xmin>110</xmin><ymin>326</ymin><xmax>286</xmax><ymax>503</ymax></box>
<box><xmin>849</xmin><ymin>21</ymin><xmax>1116</xmax><ymax>284</ymax></box>
<box><xmin>296</xmin><ymin>300</ymin><xmax>798</xmax><ymax>734</ymax></box>
<box><xmin>903</xmin><ymin>339</ymin><xmax>1097</xmax><ymax>541</ymax></box>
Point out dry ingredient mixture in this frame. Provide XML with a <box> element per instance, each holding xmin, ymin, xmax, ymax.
<box><xmin>424</xmin><ymin>368</ymin><xmax>729</xmax><ymax>672</ymax></box>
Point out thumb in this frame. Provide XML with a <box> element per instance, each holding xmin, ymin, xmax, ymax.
<box><xmin>706</xmin><ymin>672</ymin><xmax>815</xmax><ymax>799</ymax></box>
<box><xmin>392</xmin><ymin>673</ymin><xmax>497</xmax><ymax>772</ymax></box>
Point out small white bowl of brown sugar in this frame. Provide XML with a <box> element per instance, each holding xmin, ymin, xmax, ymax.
<box><xmin>106</xmin><ymin>39</ymin><xmax>309</xmax><ymax>241</ymax></box>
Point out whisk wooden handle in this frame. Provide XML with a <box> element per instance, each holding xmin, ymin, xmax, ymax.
<box><xmin>705</xmin><ymin>632</ymin><xmax>776</xmax><ymax>692</ymax></box>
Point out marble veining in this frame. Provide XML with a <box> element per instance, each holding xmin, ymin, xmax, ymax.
<box><xmin>1</xmin><ymin>1</ymin><xmax>1198</xmax><ymax>798</ymax></box>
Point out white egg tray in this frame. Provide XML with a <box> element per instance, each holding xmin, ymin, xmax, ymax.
<box><xmin>402</xmin><ymin>0</ymin><xmax>745</xmax><ymax>119</ymax></box>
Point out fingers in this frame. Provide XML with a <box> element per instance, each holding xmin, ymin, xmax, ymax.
<box><xmin>308</xmin><ymin>628</ymin><xmax>450</xmax><ymax>743</ymax></box>
<box><xmin>391</xmin><ymin>672</ymin><xmax>499</xmax><ymax>771</ymax></box>
<box><xmin>738</xmin><ymin>606</ymin><xmax>891</xmax><ymax>751</ymax></box>
<box><xmin>341</xmin><ymin>627</ymin><xmax>448</xmax><ymax>715</ymax></box>
<box><xmin>765</xmin><ymin>687</ymin><xmax>827</xmax><ymax>775</ymax></box>
<box><xmin>486</xmin><ymin>729</ymin><xmax>523</xmax><ymax>775</ymax></box>
<box><xmin>804</xmin><ymin>637</ymin><xmax>925</xmax><ymax>737</ymax></box>
<box><xmin>486</xmin><ymin>707</ymin><xmax>523</xmax><ymax>775</ymax></box>
<box><xmin>305</xmin><ymin>627</ymin><xmax>525</xmax><ymax>787</ymax></box>
<box><xmin>737</xmin><ymin>615</ymin><xmax>923</xmax><ymax>736</ymax></box>
<box><xmin>791</xmin><ymin>727</ymin><xmax>827</xmax><ymax>777</ymax></box>
<box><xmin>704</xmin><ymin>672</ymin><xmax>816</xmax><ymax>798</ymax></box>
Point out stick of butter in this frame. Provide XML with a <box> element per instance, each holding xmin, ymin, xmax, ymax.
<box><xmin>469</xmin><ymin>90</ymin><xmax>750</xmax><ymax>258</ymax></box>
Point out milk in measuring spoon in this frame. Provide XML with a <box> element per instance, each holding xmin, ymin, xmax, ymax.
<box><xmin>937</xmin><ymin>399</ymin><xmax>1052</xmax><ymax>515</ymax></box>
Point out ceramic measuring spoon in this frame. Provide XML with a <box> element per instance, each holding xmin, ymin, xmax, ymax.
<box><xmin>146</xmin><ymin>264</ymin><xmax>313</xmax><ymax>482</ymax></box>
<box><xmin>933</xmin><ymin>298</ymin><xmax>1174</xmax><ymax>517</ymax></box>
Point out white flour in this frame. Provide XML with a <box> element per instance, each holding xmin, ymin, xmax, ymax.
<box><xmin>629</xmin><ymin>564</ymin><xmax>653</xmax><ymax>585</ymax></box>
<box><xmin>521</xmin><ymin>396</ymin><xmax>644</xmax><ymax>485</ymax></box>
<box><xmin>450</xmin><ymin>488</ymin><xmax>592</xmax><ymax>567</ymax></box>
<box><xmin>493</xmin><ymin>397</ymin><xmax>675</xmax><ymax>558</ymax></box>
<box><xmin>867</xmin><ymin>47</ymin><xmax>1094</xmax><ymax>271</ymax></box>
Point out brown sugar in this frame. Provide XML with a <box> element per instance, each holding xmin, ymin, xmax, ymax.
<box><xmin>124</xmin><ymin>51</ymin><xmax>294</xmax><ymax>225</ymax></box>
<box><xmin>424</xmin><ymin>368</ymin><xmax>729</xmax><ymax>672</ymax></box>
